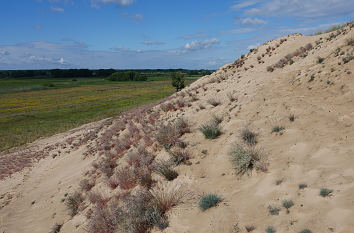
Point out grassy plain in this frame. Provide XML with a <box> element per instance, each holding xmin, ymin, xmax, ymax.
<box><xmin>0</xmin><ymin>77</ymin><xmax>196</xmax><ymax>152</ymax></box>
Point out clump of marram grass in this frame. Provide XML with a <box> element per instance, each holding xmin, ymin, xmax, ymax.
<box><xmin>199</xmin><ymin>194</ymin><xmax>222</xmax><ymax>211</ymax></box>
<box><xmin>299</xmin><ymin>183</ymin><xmax>308</xmax><ymax>189</ymax></box>
<box><xmin>154</xmin><ymin>160</ymin><xmax>178</xmax><ymax>181</ymax></box>
<box><xmin>282</xmin><ymin>199</ymin><xmax>294</xmax><ymax>214</ymax></box>
<box><xmin>272</xmin><ymin>125</ymin><xmax>285</xmax><ymax>133</ymax></box>
<box><xmin>199</xmin><ymin>117</ymin><xmax>222</xmax><ymax>139</ymax></box>
<box><xmin>299</xmin><ymin>229</ymin><xmax>312</xmax><ymax>233</ymax></box>
<box><xmin>320</xmin><ymin>188</ymin><xmax>333</xmax><ymax>197</ymax></box>
<box><xmin>66</xmin><ymin>192</ymin><xmax>84</xmax><ymax>216</ymax></box>
<box><xmin>266</xmin><ymin>226</ymin><xmax>276</xmax><ymax>233</ymax></box>
<box><xmin>207</xmin><ymin>98</ymin><xmax>221</xmax><ymax>107</ymax></box>
<box><xmin>240</xmin><ymin>128</ymin><xmax>258</xmax><ymax>145</ymax></box>
<box><xmin>268</xmin><ymin>206</ymin><xmax>280</xmax><ymax>215</ymax></box>
<box><xmin>229</xmin><ymin>144</ymin><xmax>267</xmax><ymax>175</ymax></box>
<box><xmin>50</xmin><ymin>223</ymin><xmax>62</xmax><ymax>233</ymax></box>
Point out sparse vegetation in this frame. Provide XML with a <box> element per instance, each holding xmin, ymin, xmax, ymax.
<box><xmin>229</xmin><ymin>144</ymin><xmax>267</xmax><ymax>175</ymax></box>
<box><xmin>299</xmin><ymin>229</ymin><xmax>312</xmax><ymax>233</ymax></box>
<box><xmin>266</xmin><ymin>226</ymin><xmax>276</xmax><ymax>233</ymax></box>
<box><xmin>268</xmin><ymin>206</ymin><xmax>280</xmax><ymax>215</ymax></box>
<box><xmin>199</xmin><ymin>194</ymin><xmax>222</xmax><ymax>211</ymax></box>
<box><xmin>272</xmin><ymin>126</ymin><xmax>285</xmax><ymax>133</ymax></box>
<box><xmin>320</xmin><ymin>188</ymin><xmax>333</xmax><ymax>197</ymax></box>
<box><xmin>66</xmin><ymin>192</ymin><xmax>84</xmax><ymax>216</ymax></box>
<box><xmin>240</xmin><ymin>128</ymin><xmax>258</xmax><ymax>145</ymax></box>
<box><xmin>199</xmin><ymin>118</ymin><xmax>222</xmax><ymax>139</ymax></box>
<box><xmin>207</xmin><ymin>98</ymin><xmax>221</xmax><ymax>107</ymax></box>
<box><xmin>299</xmin><ymin>183</ymin><xmax>308</xmax><ymax>189</ymax></box>
<box><xmin>50</xmin><ymin>223</ymin><xmax>62</xmax><ymax>233</ymax></box>
<box><xmin>347</xmin><ymin>38</ymin><xmax>354</xmax><ymax>46</ymax></box>
<box><xmin>154</xmin><ymin>160</ymin><xmax>178</xmax><ymax>181</ymax></box>
<box><xmin>282</xmin><ymin>200</ymin><xmax>294</xmax><ymax>213</ymax></box>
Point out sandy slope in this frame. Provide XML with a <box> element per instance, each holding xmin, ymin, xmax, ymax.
<box><xmin>1</xmin><ymin>23</ymin><xmax>353</xmax><ymax>233</ymax></box>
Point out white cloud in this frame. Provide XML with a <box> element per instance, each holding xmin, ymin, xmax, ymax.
<box><xmin>91</xmin><ymin>0</ymin><xmax>135</xmax><ymax>7</ymax></box>
<box><xmin>51</xmin><ymin>6</ymin><xmax>64</xmax><ymax>12</ymax></box>
<box><xmin>143</xmin><ymin>41</ymin><xmax>164</xmax><ymax>46</ymax></box>
<box><xmin>241</xmin><ymin>17</ymin><xmax>267</xmax><ymax>26</ymax></box>
<box><xmin>220</xmin><ymin>28</ymin><xmax>256</xmax><ymax>34</ymax></box>
<box><xmin>247</xmin><ymin>43</ymin><xmax>260</xmax><ymax>50</ymax></box>
<box><xmin>245</xmin><ymin>0</ymin><xmax>354</xmax><ymax>18</ymax></box>
<box><xmin>230</xmin><ymin>0</ymin><xmax>259</xmax><ymax>10</ymax></box>
<box><xmin>59</xmin><ymin>57</ymin><xmax>65</xmax><ymax>64</ymax></box>
<box><xmin>179</xmin><ymin>30</ymin><xmax>209</xmax><ymax>40</ymax></box>
<box><xmin>183</xmin><ymin>38</ymin><xmax>220</xmax><ymax>52</ymax></box>
<box><xmin>120</xmin><ymin>12</ymin><xmax>144</xmax><ymax>22</ymax></box>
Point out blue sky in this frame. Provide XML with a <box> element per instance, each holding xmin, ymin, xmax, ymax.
<box><xmin>0</xmin><ymin>0</ymin><xmax>353</xmax><ymax>70</ymax></box>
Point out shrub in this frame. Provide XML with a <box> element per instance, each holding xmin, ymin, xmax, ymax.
<box><xmin>108</xmin><ymin>71</ymin><xmax>147</xmax><ymax>81</ymax></box>
<box><xmin>245</xmin><ymin>225</ymin><xmax>256</xmax><ymax>232</ymax></box>
<box><xmin>309</xmin><ymin>74</ymin><xmax>315</xmax><ymax>82</ymax></box>
<box><xmin>272</xmin><ymin>126</ymin><xmax>285</xmax><ymax>133</ymax></box>
<box><xmin>266</xmin><ymin>226</ymin><xmax>276</xmax><ymax>233</ymax></box>
<box><xmin>342</xmin><ymin>56</ymin><xmax>354</xmax><ymax>64</ymax></box>
<box><xmin>268</xmin><ymin>206</ymin><xmax>280</xmax><ymax>215</ymax></box>
<box><xmin>154</xmin><ymin>160</ymin><xmax>178</xmax><ymax>181</ymax></box>
<box><xmin>320</xmin><ymin>188</ymin><xmax>333</xmax><ymax>197</ymax></box>
<box><xmin>299</xmin><ymin>183</ymin><xmax>307</xmax><ymax>189</ymax></box>
<box><xmin>299</xmin><ymin>229</ymin><xmax>312</xmax><ymax>233</ymax></box>
<box><xmin>150</xmin><ymin>181</ymin><xmax>190</xmax><ymax>214</ymax></box>
<box><xmin>171</xmin><ymin>72</ymin><xmax>185</xmax><ymax>91</ymax></box>
<box><xmin>347</xmin><ymin>38</ymin><xmax>354</xmax><ymax>46</ymax></box>
<box><xmin>50</xmin><ymin>223</ymin><xmax>62</xmax><ymax>233</ymax></box>
<box><xmin>276</xmin><ymin>179</ymin><xmax>282</xmax><ymax>185</ymax></box>
<box><xmin>169</xmin><ymin>149</ymin><xmax>190</xmax><ymax>165</ymax></box>
<box><xmin>200</xmin><ymin>122</ymin><xmax>221</xmax><ymax>139</ymax></box>
<box><xmin>289</xmin><ymin>114</ymin><xmax>295</xmax><ymax>122</ymax></box>
<box><xmin>207</xmin><ymin>98</ymin><xmax>221</xmax><ymax>107</ymax></box>
<box><xmin>229</xmin><ymin>144</ymin><xmax>267</xmax><ymax>175</ymax></box>
<box><xmin>156</xmin><ymin>124</ymin><xmax>179</xmax><ymax>149</ymax></box>
<box><xmin>66</xmin><ymin>192</ymin><xmax>84</xmax><ymax>216</ymax></box>
<box><xmin>267</xmin><ymin>66</ymin><xmax>274</xmax><ymax>72</ymax></box>
<box><xmin>175</xmin><ymin>117</ymin><xmax>190</xmax><ymax>135</ymax></box>
<box><xmin>317</xmin><ymin>57</ymin><xmax>324</xmax><ymax>63</ymax></box>
<box><xmin>79</xmin><ymin>179</ymin><xmax>94</xmax><ymax>192</ymax></box>
<box><xmin>199</xmin><ymin>194</ymin><xmax>221</xmax><ymax>211</ymax></box>
<box><xmin>282</xmin><ymin>200</ymin><xmax>294</xmax><ymax>213</ymax></box>
<box><xmin>115</xmin><ymin>168</ymin><xmax>138</xmax><ymax>190</ymax></box>
<box><xmin>240</xmin><ymin>128</ymin><xmax>258</xmax><ymax>145</ymax></box>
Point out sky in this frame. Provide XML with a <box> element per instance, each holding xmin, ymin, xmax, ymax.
<box><xmin>0</xmin><ymin>0</ymin><xmax>353</xmax><ymax>70</ymax></box>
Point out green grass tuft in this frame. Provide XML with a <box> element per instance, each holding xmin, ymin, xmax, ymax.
<box><xmin>199</xmin><ymin>194</ymin><xmax>221</xmax><ymax>211</ymax></box>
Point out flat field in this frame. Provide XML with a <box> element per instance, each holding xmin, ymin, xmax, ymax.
<box><xmin>0</xmin><ymin>77</ymin><xmax>195</xmax><ymax>152</ymax></box>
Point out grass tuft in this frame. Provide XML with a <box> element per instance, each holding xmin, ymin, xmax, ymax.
<box><xmin>66</xmin><ymin>192</ymin><xmax>84</xmax><ymax>216</ymax></box>
<box><xmin>240</xmin><ymin>128</ymin><xmax>258</xmax><ymax>145</ymax></box>
<box><xmin>266</xmin><ymin>226</ymin><xmax>276</xmax><ymax>233</ymax></box>
<box><xmin>272</xmin><ymin>126</ymin><xmax>285</xmax><ymax>133</ymax></box>
<box><xmin>282</xmin><ymin>200</ymin><xmax>294</xmax><ymax>213</ymax></box>
<box><xmin>199</xmin><ymin>194</ymin><xmax>222</xmax><ymax>211</ymax></box>
<box><xmin>268</xmin><ymin>206</ymin><xmax>280</xmax><ymax>215</ymax></box>
<box><xmin>320</xmin><ymin>188</ymin><xmax>333</xmax><ymax>197</ymax></box>
<box><xmin>229</xmin><ymin>144</ymin><xmax>267</xmax><ymax>175</ymax></box>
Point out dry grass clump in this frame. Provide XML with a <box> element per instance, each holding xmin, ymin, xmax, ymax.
<box><xmin>154</xmin><ymin>160</ymin><xmax>178</xmax><ymax>181</ymax></box>
<box><xmin>199</xmin><ymin>115</ymin><xmax>223</xmax><ymax>139</ymax></box>
<box><xmin>109</xmin><ymin>167</ymin><xmax>137</xmax><ymax>190</ymax></box>
<box><xmin>229</xmin><ymin>144</ymin><xmax>267</xmax><ymax>175</ymax></box>
<box><xmin>49</xmin><ymin>223</ymin><xmax>62</xmax><ymax>233</ymax></box>
<box><xmin>156</xmin><ymin>118</ymin><xmax>189</xmax><ymax>150</ymax></box>
<box><xmin>207</xmin><ymin>98</ymin><xmax>221</xmax><ymax>107</ymax></box>
<box><xmin>240</xmin><ymin>128</ymin><xmax>258</xmax><ymax>145</ymax></box>
<box><xmin>66</xmin><ymin>192</ymin><xmax>84</xmax><ymax>216</ymax></box>
<box><xmin>169</xmin><ymin>149</ymin><xmax>190</xmax><ymax>165</ymax></box>
<box><xmin>80</xmin><ymin>178</ymin><xmax>95</xmax><ymax>192</ymax></box>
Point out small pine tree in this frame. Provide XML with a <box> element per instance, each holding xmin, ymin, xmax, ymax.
<box><xmin>171</xmin><ymin>72</ymin><xmax>185</xmax><ymax>91</ymax></box>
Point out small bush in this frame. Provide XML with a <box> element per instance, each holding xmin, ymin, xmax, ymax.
<box><xmin>207</xmin><ymin>98</ymin><xmax>221</xmax><ymax>107</ymax></box>
<box><xmin>240</xmin><ymin>128</ymin><xmax>258</xmax><ymax>145</ymax></box>
<box><xmin>299</xmin><ymin>183</ymin><xmax>307</xmax><ymax>189</ymax></box>
<box><xmin>245</xmin><ymin>225</ymin><xmax>256</xmax><ymax>232</ymax></box>
<box><xmin>115</xmin><ymin>168</ymin><xmax>138</xmax><ymax>190</ymax></box>
<box><xmin>266</xmin><ymin>226</ymin><xmax>276</xmax><ymax>233</ymax></box>
<box><xmin>289</xmin><ymin>114</ymin><xmax>295</xmax><ymax>122</ymax></box>
<box><xmin>320</xmin><ymin>188</ymin><xmax>333</xmax><ymax>197</ymax></box>
<box><xmin>79</xmin><ymin>179</ymin><xmax>94</xmax><ymax>192</ymax></box>
<box><xmin>282</xmin><ymin>200</ymin><xmax>294</xmax><ymax>213</ymax></box>
<box><xmin>199</xmin><ymin>194</ymin><xmax>221</xmax><ymax>211</ymax></box>
<box><xmin>229</xmin><ymin>144</ymin><xmax>267</xmax><ymax>175</ymax></box>
<box><xmin>317</xmin><ymin>57</ymin><xmax>324</xmax><ymax>63</ymax></box>
<box><xmin>156</xmin><ymin>124</ymin><xmax>179</xmax><ymax>149</ymax></box>
<box><xmin>66</xmin><ymin>192</ymin><xmax>84</xmax><ymax>216</ymax></box>
<box><xmin>276</xmin><ymin>179</ymin><xmax>282</xmax><ymax>185</ymax></box>
<box><xmin>299</xmin><ymin>229</ymin><xmax>312</xmax><ymax>233</ymax></box>
<box><xmin>268</xmin><ymin>206</ymin><xmax>280</xmax><ymax>215</ymax></box>
<box><xmin>200</xmin><ymin>122</ymin><xmax>221</xmax><ymax>139</ymax></box>
<box><xmin>346</xmin><ymin>38</ymin><xmax>354</xmax><ymax>46</ymax></box>
<box><xmin>154</xmin><ymin>160</ymin><xmax>178</xmax><ymax>181</ymax></box>
<box><xmin>169</xmin><ymin>149</ymin><xmax>190</xmax><ymax>165</ymax></box>
<box><xmin>50</xmin><ymin>223</ymin><xmax>62</xmax><ymax>233</ymax></box>
<box><xmin>272</xmin><ymin>126</ymin><xmax>285</xmax><ymax>133</ymax></box>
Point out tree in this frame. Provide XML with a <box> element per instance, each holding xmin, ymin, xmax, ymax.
<box><xmin>171</xmin><ymin>72</ymin><xmax>185</xmax><ymax>92</ymax></box>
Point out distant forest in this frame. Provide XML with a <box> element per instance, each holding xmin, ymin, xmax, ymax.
<box><xmin>0</xmin><ymin>69</ymin><xmax>214</xmax><ymax>79</ymax></box>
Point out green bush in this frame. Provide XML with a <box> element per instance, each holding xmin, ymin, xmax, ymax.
<box><xmin>171</xmin><ymin>72</ymin><xmax>185</xmax><ymax>91</ymax></box>
<box><xmin>107</xmin><ymin>71</ymin><xmax>147</xmax><ymax>81</ymax></box>
<box><xmin>199</xmin><ymin>194</ymin><xmax>221</xmax><ymax>211</ymax></box>
<box><xmin>282</xmin><ymin>199</ymin><xmax>294</xmax><ymax>213</ymax></box>
<box><xmin>229</xmin><ymin>144</ymin><xmax>267</xmax><ymax>175</ymax></box>
<box><xmin>320</xmin><ymin>188</ymin><xmax>333</xmax><ymax>197</ymax></box>
<box><xmin>200</xmin><ymin>123</ymin><xmax>221</xmax><ymax>139</ymax></box>
<box><xmin>268</xmin><ymin>206</ymin><xmax>280</xmax><ymax>215</ymax></box>
<box><xmin>266</xmin><ymin>226</ymin><xmax>276</xmax><ymax>233</ymax></box>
